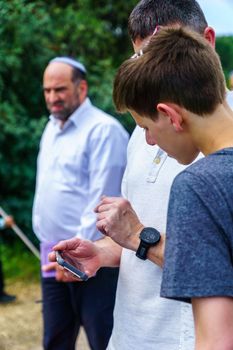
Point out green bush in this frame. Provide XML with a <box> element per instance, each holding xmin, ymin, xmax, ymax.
<box><xmin>216</xmin><ymin>36</ymin><xmax>233</xmax><ymax>87</ymax></box>
<box><xmin>1</xmin><ymin>237</ymin><xmax>40</xmax><ymax>282</ymax></box>
<box><xmin>0</xmin><ymin>0</ymin><xmax>136</xmax><ymax>249</ymax></box>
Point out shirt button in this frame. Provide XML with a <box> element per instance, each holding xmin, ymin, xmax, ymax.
<box><xmin>154</xmin><ymin>157</ymin><xmax>161</xmax><ymax>164</ymax></box>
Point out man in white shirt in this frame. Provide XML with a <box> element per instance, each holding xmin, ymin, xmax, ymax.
<box><xmin>48</xmin><ymin>1</ymin><xmax>233</xmax><ymax>350</ymax></box>
<box><xmin>32</xmin><ymin>56</ymin><xmax>128</xmax><ymax>350</ymax></box>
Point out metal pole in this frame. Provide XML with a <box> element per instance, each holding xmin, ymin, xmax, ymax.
<box><xmin>0</xmin><ymin>206</ymin><xmax>40</xmax><ymax>260</ymax></box>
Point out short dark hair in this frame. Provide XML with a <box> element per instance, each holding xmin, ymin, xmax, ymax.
<box><xmin>71</xmin><ymin>67</ymin><xmax>86</xmax><ymax>84</ymax></box>
<box><xmin>113</xmin><ymin>27</ymin><xmax>225</xmax><ymax>119</ymax></box>
<box><xmin>128</xmin><ymin>0</ymin><xmax>208</xmax><ymax>42</ymax></box>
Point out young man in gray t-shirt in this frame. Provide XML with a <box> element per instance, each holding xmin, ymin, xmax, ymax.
<box><xmin>111</xmin><ymin>26</ymin><xmax>233</xmax><ymax>349</ymax></box>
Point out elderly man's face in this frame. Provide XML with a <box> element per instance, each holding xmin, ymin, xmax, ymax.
<box><xmin>43</xmin><ymin>62</ymin><xmax>81</xmax><ymax>121</ymax></box>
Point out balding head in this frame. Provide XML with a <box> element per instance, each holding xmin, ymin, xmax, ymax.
<box><xmin>44</xmin><ymin>62</ymin><xmax>73</xmax><ymax>85</ymax></box>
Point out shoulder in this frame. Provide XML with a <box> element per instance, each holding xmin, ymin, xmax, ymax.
<box><xmin>172</xmin><ymin>155</ymin><xmax>214</xmax><ymax>189</ymax></box>
<box><xmin>89</xmin><ymin>109</ymin><xmax>128</xmax><ymax>142</ymax></box>
<box><xmin>168</xmin><ymin>157</ymin><xmax>216</xmax><ymax>215</ymax></box>
<box><xmin>173</xmin><ymin>150</ymin><xmax>233</xmax><ymax>192</ymax></box>
<box><xmin>94</xmin><ymin>107</ymin><xmax>127</xmax><ymax>133</ymax></box>
<box><xmin>81</xmin><ymin>102</ymin><xmax>128</xmax><ymax>139</ymax></box>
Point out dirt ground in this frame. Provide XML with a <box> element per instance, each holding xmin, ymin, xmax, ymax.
<box><xmin>0</xmin><ymin>280</ymin><xmax>90</xmax><ymax>350</ymax></box>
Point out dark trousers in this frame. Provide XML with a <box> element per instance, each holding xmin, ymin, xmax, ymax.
<box><xmin>0</xmin><ymin>260</ymin><xmax>4</xmax><ymax>295</ymax></box>
<box><xmin>41</xmin><ymin>267</ymin><xmax>119</xmax><ymax>350</ymax></box>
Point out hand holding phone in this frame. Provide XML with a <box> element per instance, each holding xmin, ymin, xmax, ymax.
<box><xmin>55</xmin><ymin>250</ymin><xmax>89</xmax><ymax>281</ymax></box>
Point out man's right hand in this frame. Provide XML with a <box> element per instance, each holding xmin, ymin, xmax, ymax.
<box><xmin>48</xmin><ymin>237</ymin><xmax>103</xmax><ymax>280</ymax></box>
<box><xmin>41</xmin><ymin>261</ymin><xmax>76</xmax><ymax>282</ymax></box>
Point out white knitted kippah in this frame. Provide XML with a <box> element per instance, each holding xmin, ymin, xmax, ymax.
<box><xmin>50</xmin><ymin>57</ymin><xmax>87</xmax><ymax>74</ymax></box>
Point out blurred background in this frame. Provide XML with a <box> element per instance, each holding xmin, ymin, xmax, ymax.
<box><xmin>0</xmin><ymin>0</ymin><xmax>233</xmax><ymax>282</ymax></box>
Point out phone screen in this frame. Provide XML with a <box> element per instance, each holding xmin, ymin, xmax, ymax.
<box><xmin>55</xmin><ymin>251</ymin><xmax>89</xmax><ymax>281</ymax></box>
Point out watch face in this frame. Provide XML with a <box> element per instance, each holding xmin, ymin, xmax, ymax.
<box><xmin>140</xmin><ymin>227</ymin><xmax>161</xmax><ymax>244</ymax></box>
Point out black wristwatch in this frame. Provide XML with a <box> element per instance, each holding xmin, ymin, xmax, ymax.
<box><xmin>136</xmin><ymin>227</ymin><xmax>161</xmax><ymax>260</ymax></box>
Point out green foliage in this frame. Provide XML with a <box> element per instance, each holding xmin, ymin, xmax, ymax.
<box><xmin>1</xmin><ymin>237</ymin><xmax>40</xmax><ymax>282</ymax></box>
<box><xmin>0</xmin><ymin>0</ymin><xmax>136</xmax><ymax>248</ymax></box>
<box><xmin>216</xmin><ymin>36</ymin><xmax>233</xmax><ymax>88</ymax></box>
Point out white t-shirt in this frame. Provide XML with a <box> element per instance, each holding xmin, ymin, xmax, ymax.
<box><xmin>108</xmin><ymin>91</ymin><xmax>233</xmax><ymax>350</ymax></box>
<box><xmin>108</xmin><ymin>127</ymin><xmax>194</xmax><ymax>350</ymax></box>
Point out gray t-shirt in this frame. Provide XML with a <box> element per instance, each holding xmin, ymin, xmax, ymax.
<box><xmin>161</xmin><ymin>148</ymin><xmax>233</xmax><ymax>301</ymax></box>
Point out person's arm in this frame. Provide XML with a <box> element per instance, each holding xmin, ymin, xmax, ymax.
<box><xmin>95</xmin><ymin>196</ymin><xmax>165</xmax><ymax>267</ymax></box>
<box><xmin>192</xmin><ymin>297</ymin><xmax>233</xmax><ymax>350</ymax></box>
<box><xmin>75</xmin><ymin>123</ymin><xmax>128</xmax><ymax>241</ymax></box>
<box><xmin>45</xmin><ymin>236</ymin><xmax>122</xmax><ymax>281</ymax></box>
<box><xmin>4</xmin><ymin>216</ymin><xmax>14</xmax><ymax>228</ymax></box>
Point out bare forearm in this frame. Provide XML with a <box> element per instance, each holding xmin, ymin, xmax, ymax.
<box><xmin>147</xmin><ymin>233</ymin><xmax>165</xmax><ymax>268</ymax></box>
<box><xmin>193</xmin><ymin>297</ymin><xmax>233</xmax><ymax>350</ymax></box>
<box><xmin>96</xmin><ymin>237</ymin><xmax>122</xmax><ymax>268</ymax></box>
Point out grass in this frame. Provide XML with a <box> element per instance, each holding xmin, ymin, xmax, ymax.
<box><xmin>1</xmin><ymin>238</ymin><xmax>40</xmax><ymax>283</ymax></box>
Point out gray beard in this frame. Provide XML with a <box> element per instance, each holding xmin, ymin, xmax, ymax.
<box><xmin>48</xmin><ymin>94</ymin><xmax>81</xmax><ymax>121</ymax></box>
<box><xmin>52</xmin><ymin>103</ymin><xmax>80</xmax><ymax>121</ymax></box>
<box><xmin>52</xmin><ymin>111</ymin><xmax>70</xmax><ymax>121</ymax></box>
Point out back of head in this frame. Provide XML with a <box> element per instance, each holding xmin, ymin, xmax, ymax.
<box><xmin>114</xmin><ymin>27</ymin><xmax>225</xmax><ymax>118</ymax></box>
<box><xmin>128</xmin><ymin>0</ymin><xmax>208</xmax><ymax>42</ymax></box>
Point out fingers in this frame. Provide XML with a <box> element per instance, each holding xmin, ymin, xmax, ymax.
<box><xmin>96</xmin><ymin>219</ymin><xmax>109</xmax><ymax>236</ymax></box>
<box><xmin>96</xmin><ymin>211</ymin><xmax>109</xmax><ymax>221</ymax></box>
<box><xmin>48</xmin><ymin>251</ymin><xmax>56</xmax><ymax>262</ymax></box>
<box><xmin>62</xmin><ymin>271</ymin><xmax>82</xmax><ymax>282</ymax></box>
<box><xmin>52</xmin><ymin>237</ymin><xmax>81</xmax><ymax>252</ymax></box>
<box><xmin>51</xmin><ymin>241</ymin><xmax>67</xmax><ymax>252</ymax></box>
<box><xmin>42</xmin><ymin>261</ymin><xmax>57</xmax><ymax>272</ymax></box>
<box><xmin>94</xmin><ymin>196</ymin><xmax>123</xmax><ymax>213</ymax></box>
<box><xmin>55</xmin><ymin>266</ymin><xmax>81</xmax><ymax>282</ymax></box>
<box><xmin>100</xmin><ymin>196</ymin><xmax>120</xmax><ymax>204</ymax></box>
<box><xmin>95</xmin><ymin>203</ymin><xmax>112</xmax><ymax>213</ymax></box>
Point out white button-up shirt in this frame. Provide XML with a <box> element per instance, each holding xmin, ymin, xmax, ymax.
<box><xmin>33</xmin><ymin>98</ymin><xmax>128</xmax><ymax>243</ymax></box>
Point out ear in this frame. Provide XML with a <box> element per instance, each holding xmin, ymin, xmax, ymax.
<box><xmin>76</xmin><ymin>80</ymin><xmax>88</xmax><ymax>102</ymax></box>
<box><xmin>203</xmin><ymin>26</ymin><xmax>215</xmax><ymax>48</ymax></box>
<box><xmin>157</xmin><ymin>103</ymin><xmax>183</xmax><ymax>132</ymax></box>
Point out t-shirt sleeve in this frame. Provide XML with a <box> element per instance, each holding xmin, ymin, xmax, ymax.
<box><xmin>161</xmin><ymin>170</ymin><xmax>233</xmax><ymax>302</ymax></box>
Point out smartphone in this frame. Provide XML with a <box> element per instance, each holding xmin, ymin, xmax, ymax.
<box><xmin>55</xmin><ymin>250</ymin><xmax>89</xmax><ymax>281</ymax></box>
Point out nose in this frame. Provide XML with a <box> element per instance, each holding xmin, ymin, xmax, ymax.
<box><xmin>145</xmin><ymin>130</ymin><xmax>157</xmax><ymax>146</ymax></box>
<box><xmin>45</xmin><ymin>90</ymin><xmax>59</xmax><ymax>104</ymax></box>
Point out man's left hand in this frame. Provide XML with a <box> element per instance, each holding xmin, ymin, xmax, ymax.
<box><xmin>95</xmin><ymin>196</ymin><xmax>144</xmax><ymax>251</ymax></box>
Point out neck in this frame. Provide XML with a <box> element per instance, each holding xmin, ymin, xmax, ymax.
<box><xmin>188</xmin><ymin>102</ymin><xmax>233</xmax><ymax>156</ymax></box>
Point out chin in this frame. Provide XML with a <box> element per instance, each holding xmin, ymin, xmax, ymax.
<box><xmin>180</xmin><ymin>153</ymin><xmax>200</xmax><ymax>165</ymax></box>
<box><xmin>53</xmin><ymin>113</ymin><xmax>69</xmax><ymax>121</ymax></box>
<box><xmin>168</xmin><ymin>152</ymin><xmax>199</xmax><ymax>166</ymax></box>
<box><xmin>179</xmin><ymin>159</ymin><xmax>192</xmax><ymax>165</ymax></box>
